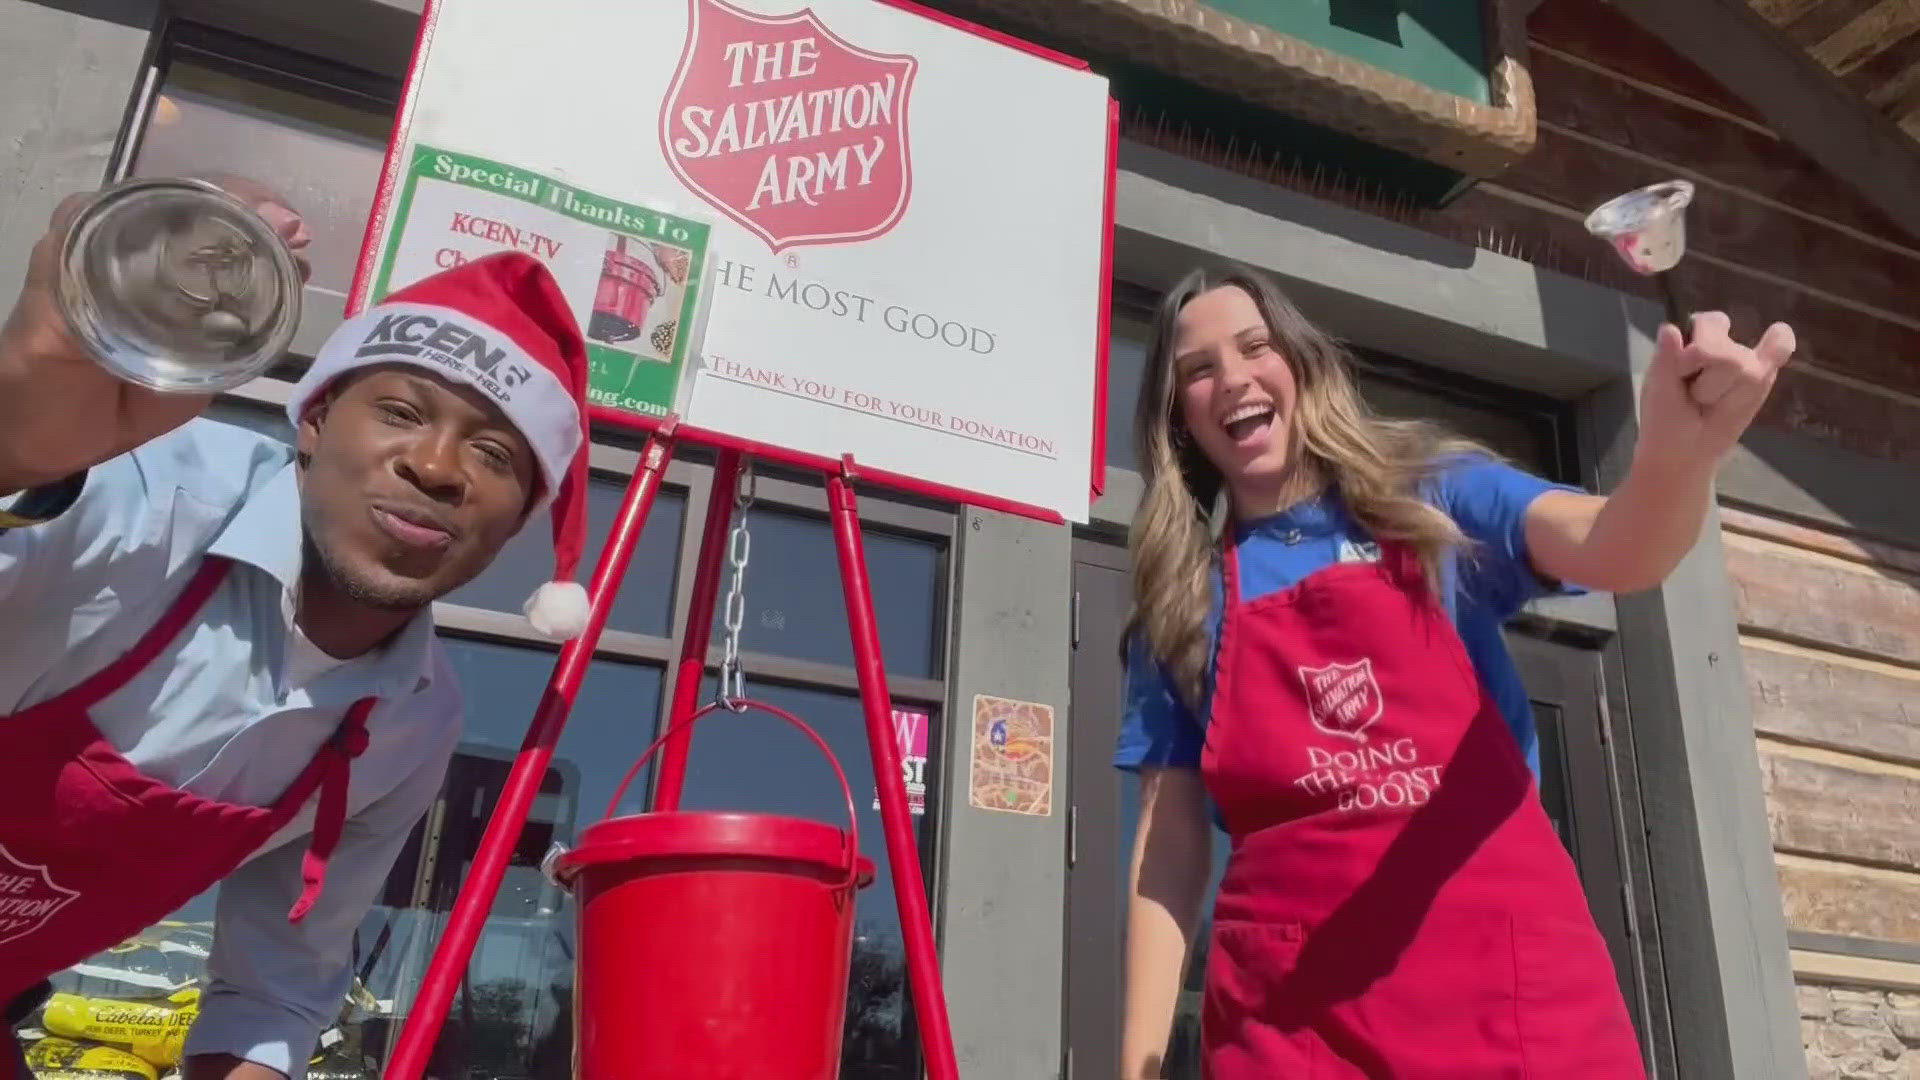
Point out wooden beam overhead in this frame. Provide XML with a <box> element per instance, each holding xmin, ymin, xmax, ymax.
<box><xmin>1601</xmin><ymin>0</ymin><xmax>1920</xmax><ymax>242</ymax></box>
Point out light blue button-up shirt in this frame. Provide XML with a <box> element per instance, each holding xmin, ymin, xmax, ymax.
<box><xmin>0</xmin><ymin>418</ymin><xmax>463</xmax><ymax>1079</ymax></box>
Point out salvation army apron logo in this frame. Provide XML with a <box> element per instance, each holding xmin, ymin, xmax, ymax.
<box><xmin>661</xmin><ymin>0</ymin><xmax>917</xmax><ymax>253</ymax></box>
<box><xmin>1298</xmin><ymin>658</ymin><xmax>1384</xmax><ymax>743</ymax></box>
<box><xmin>0</xmin><ymin>843</ymin><xmax>80</xmax><ymax>946</ymax></box>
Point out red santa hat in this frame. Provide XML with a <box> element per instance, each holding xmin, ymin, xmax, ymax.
<box><xmin>287</xmin><ymin>252</ymin><xmax>593</xmax><ymax>639</ymax></box>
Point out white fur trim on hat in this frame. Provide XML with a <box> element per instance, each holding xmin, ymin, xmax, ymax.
<box><xmin>287</xmin><ymin>302</ymin><xmax>584</xmax><ymax>508</ymax></box>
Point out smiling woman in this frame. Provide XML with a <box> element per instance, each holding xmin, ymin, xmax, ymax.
<box><xmin>1116</xmin><ymin>263</ymin><xmax>1655</xmax><ymax>1080</ymax></box>
<box><xmin>1117</xmin><ymin>253</ymin><xmax>1794</xmax><ymax>1078</ymax></box>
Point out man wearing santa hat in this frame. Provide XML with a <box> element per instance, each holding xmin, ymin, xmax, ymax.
<box><xmin>0</xmin><ymin>180</ymin><xmax>595</xmax><ymax>1080</ymax></box>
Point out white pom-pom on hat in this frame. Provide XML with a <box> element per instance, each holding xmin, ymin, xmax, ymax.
<box><xmin>525</xmin><ymin>580</ymin><xmax>591</xmax><ymax>639</ymax></box>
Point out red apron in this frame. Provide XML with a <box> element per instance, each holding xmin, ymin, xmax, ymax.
<box><xmin>1199</xmin><ymin>540</ymin><xmax>1646</xmax><ymax>1078</ymax></box>
<box><xmin>0</xmin><ymin>557</ymin><xmax>372</xmax><ymax>1024</ymax></box>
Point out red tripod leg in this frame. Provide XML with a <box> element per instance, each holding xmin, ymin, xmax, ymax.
<box><xmin>652</xmin><ymin>448</ymin><xmax>742</xmax><ymax>810</ymax></box>
<box><xmin>385</xmin><ymin>431</ymin><xmax>678</xmax><ymax>1080</ymax></box>
<box><xmin>827</xmin><ymin>466</ymin><xmax>961</xmax><ymax>1080</ymax></box>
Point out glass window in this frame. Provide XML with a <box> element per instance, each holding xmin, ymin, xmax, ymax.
<box><xmin>1532</xmin><ymin>699</ymin><xmax>1574</xmax><ymax>850</ymax></box>
<box><xmin>357</xmin><ymin>639</ymin><xmax>669</xmax><ymax>1078</ymax></box>
<box><xmin>678</xmin><ymin>679</ymin><xmax>936</xmax><ymax>1080</ymax></box>
<box><xmin>450</xmin><ymin>481</ymin><xmax>686</xmax><ymax>638</ymax></box>
<box><xmin>434</xmin><ymin>637</ymin><xmax>666</xmax><ymax>833</ymax></box>
<box><xmin>131</xmin><ymin>60</ymin><xmax>391</xmax><ymax>301</ymax></box>
<box><xmin>1105</xmin><ymin>322</ymin><xmax>1150</xmax><ymax>473</ymax></box>
<box><xmin>1356</xmin><ymin>366</ymin><xmax>1562</xmax><ymax>477</ymax></box>
<box><xmin>707</xmin><ymin>504</ymin><xmax>946</xmax><ymax>680</ymax></box>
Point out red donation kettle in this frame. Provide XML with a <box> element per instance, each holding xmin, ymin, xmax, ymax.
<box><xmin>588</xmin><ymin>236</ymin><xmax>664</xmax><ymax>345</ymax></box>
<box><xmin>552</xmin><ymin>700</ymin><xmax>876</xmax><ymax>1079</ymax></box>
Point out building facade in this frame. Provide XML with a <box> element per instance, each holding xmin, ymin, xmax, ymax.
<box><xmin>4</xmin><ymin>0</ymin><xmax>1919</xmax><ymax>1077</ymax></box>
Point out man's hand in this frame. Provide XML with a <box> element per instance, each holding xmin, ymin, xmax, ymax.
<box><xmin>0</xmin><ymin>175</ymin><xmax>311</xmax><ymax>495</ymax></box>
<box><xmin>182</xmin><ymin>1053</ymin><xmax>288</xmax><ymax>1080</ymax></box>
<box><xmin>1634</xmin><ymin>311</ymin><xmax>1796</xmax><ymax>477</ymax></box>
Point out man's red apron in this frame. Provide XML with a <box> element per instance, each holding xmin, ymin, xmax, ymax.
<box><xmin>0</xmin><ymin>557</ymin><xmax>372</xmax><ymax>1023</ymax></box>
<box><xmin>1199</xmin><ymin>540</ymin><xmax>1646</xmax><ymax>1078</ymax></box>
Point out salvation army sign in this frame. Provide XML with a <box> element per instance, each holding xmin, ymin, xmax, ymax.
<box><xmin>664</xmin><ymin>0</ymin><xmax>916</xmax><ymax>252</ymax></box>
<box><xmin>352</xmin><ymin>0</ymin><xmax>1114</xmax><ymax>523</ymax></box>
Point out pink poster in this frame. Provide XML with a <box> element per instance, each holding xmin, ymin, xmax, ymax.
<box><xmin>874</xmin><ymin>707</ymin><xmax>929</xmax><ymax>816</ymax></box>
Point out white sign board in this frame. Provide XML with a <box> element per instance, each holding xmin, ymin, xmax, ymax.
<box><xmin>353</xmin><ymin>0</ymin><xmax>1115</xmax><ymax>522</ymax></box>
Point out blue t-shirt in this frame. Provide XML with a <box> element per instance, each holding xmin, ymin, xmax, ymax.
<box><xmin>1114</xmin><ymin>457</ymin><xmax>1581</xmax><ymax>782</ymax></box>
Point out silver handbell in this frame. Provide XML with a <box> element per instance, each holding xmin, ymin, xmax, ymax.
<box><xmin>55</xmin><ymin>177</ymin><xmax>303</xmax><ymax>394</ymax></box>
<box><xmin>1584</xmin><ymin>179</ymin><xmax>1695</xmax><ymax>326</ymax></box>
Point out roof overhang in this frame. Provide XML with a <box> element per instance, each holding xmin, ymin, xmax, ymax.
<box><xmin>1603</xmin><ymin>0</ymin><xmax>1920</xmax><ymax>242</ymax></box>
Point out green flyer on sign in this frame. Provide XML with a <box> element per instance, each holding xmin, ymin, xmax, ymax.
<box><xmin>369</xmin><ymin>144</ymin><xmax>713</xmax><ymax>420</ymax></box>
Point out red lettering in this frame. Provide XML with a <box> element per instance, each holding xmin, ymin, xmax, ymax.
<box><xmin>447</xmin><ymin>213</ymin><xmax>562</xmax><ymax>261</ymax></box>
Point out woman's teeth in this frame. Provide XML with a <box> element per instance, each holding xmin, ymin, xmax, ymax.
<box><xmin>1223</xmin><ymin>407</ymin><xmax>1274</xmax><ymax>441</ymax></box>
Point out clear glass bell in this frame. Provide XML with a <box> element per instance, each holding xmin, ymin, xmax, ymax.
<box><xmin>1583</xmin><ymin>179</ymin><xmax>1695</xmax><ymax>276</ymax></box>
<box><xmin>55</xmin><ymin>177</ymin><xmax>303</xmax><ymax>394</ymax></box>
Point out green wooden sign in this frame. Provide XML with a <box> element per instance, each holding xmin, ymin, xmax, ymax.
<box><xmin>1204</xmin><ymin>0</ymin><xmax>1491</xmax><ymax>104</ymax></box>
<box><xmin>921</xmin><ymin>0</ymin><xmax>1535</xmax><ymax>181</ymax></box>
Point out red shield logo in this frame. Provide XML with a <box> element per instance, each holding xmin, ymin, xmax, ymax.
<box><xmin>661</xmin><ymin>0</ymin><xmax>917</xmax><ymax>253</ymax></box>
<box><xmin>1298</xmin><ymin>659</ymin><xmax>1383</xmax><ymax>742</ymax></box>
<box><xmin>0</xmin><ymin>844</ymin><xmax>80</xmax><ymax>946</ymax></box>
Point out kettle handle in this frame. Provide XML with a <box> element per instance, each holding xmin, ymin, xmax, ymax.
<box><xmin>603</xmin><ymin>698</ymin><xmax>862</xmax><ymax>886</ymax></box>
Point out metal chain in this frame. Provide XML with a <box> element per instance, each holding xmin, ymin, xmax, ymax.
<box><xmin>717</xmin><ymin>461</ymin><xmax>756</xmax><ymax>711</ymax></box>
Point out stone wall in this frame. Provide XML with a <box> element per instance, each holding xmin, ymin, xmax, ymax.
<box><xmin>1801</xmin><ymin>982</ymin><xmax>1920</xmax><ymax>1079</ymax></box>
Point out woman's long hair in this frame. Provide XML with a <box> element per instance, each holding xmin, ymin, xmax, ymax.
<box><xmin>1128</xmin><ymin>265</ymin><xmax>1493</xmax><ymax>708</ymax></box>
